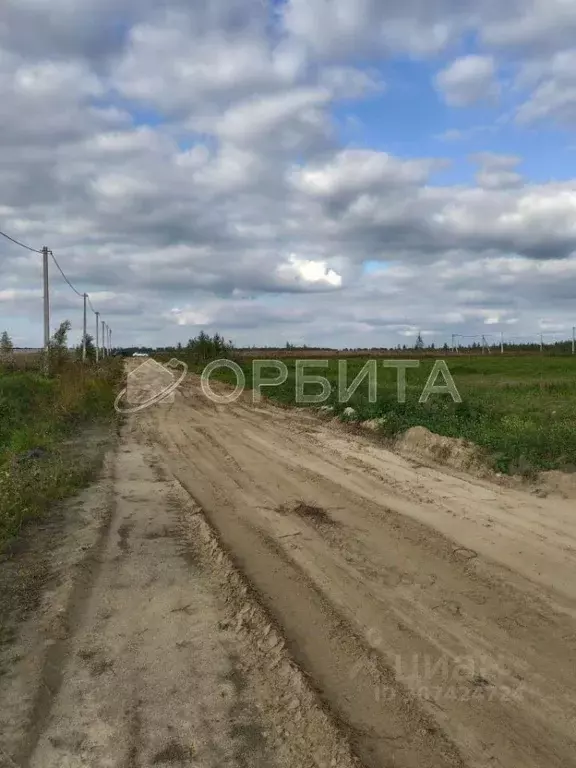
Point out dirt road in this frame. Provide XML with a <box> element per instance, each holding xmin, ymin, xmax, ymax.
<box><xmin>1</xmin><ymin>375</ymin><xmax>575</xmax><ymax>767</ymax></box>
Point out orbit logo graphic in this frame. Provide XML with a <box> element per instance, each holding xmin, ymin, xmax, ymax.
<box><xmin>114</xmin><ymin>358</ymin><xmax>188</xmax><ymax>414</ymax></box>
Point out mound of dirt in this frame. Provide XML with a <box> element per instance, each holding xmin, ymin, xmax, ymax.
<box><xmin>537</xmin><ymin>470</ymin><xmax>576</xmax><ymax>499</ymax></box>
<box><xmin>395</xmin><ymin>426</ymin><xmax>488</xmax><ymax>475</ymax></box>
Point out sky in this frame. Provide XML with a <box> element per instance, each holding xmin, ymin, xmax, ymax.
<box><xmin>1</xmin><ymin>0</ymin><xmax>576</xmax><ymax>349</ymax></box>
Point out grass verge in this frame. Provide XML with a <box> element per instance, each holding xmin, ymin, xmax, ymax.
<box><xmin>196</xmin><ymin>355</ymin><xmax>576</xmax><ymax>477</ymax></box>
<box><xmin>0</xmin><ymin>359</ymin><xmax>122</xmax><ymax>551</ymax></box>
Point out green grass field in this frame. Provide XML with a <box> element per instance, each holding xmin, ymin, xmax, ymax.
<box><xmin>0</xmin><ymin>360</ymin><xmax>122</xmax><ymax>549</ymax></box>
<box><xmin>201</xmin><ymin>354</ymin><xmax>576</xmax><ymax>476</ymax></box>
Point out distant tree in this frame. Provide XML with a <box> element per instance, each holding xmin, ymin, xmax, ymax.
<box><xmin>75</xmin><ymin>332</ymin><xmax>96</xmax><ymax>361</ymax></box>
<box><xmin>0</xmin><ymin>331</ymin><xmax>14</xmax><ymax>367</ymax></box>
<box><xmin>1</xmin><ymin>330</ymin><xmax>14</xmax><ymax>356</ymax></box>
<box><xmin>442</xmin><ymin>342</ymin><xmax>449</xmax><ymax>352</ymax></box>
<box><xmin>186</xmin><ymin>331</ymin><xmax>234</xmax><ymax>362</ymax></box>
<box><xmin>415</xmin><ymin>333</ymin><xmax>425</xmax><ymax>351</ymax></box>
<box><xmin>51</xmin><ymin>320</ymin><xmax>71</xmax><ymax>349</ymax></box>
<box><xmin>85</xmin><ymin>333</ymin><xmax>96</xmax><ymax>359</ymax></box>
<box><xmin>50</xmin><ymin>320</ymin><xmax>72</xmax><ymax>370</ymax></box>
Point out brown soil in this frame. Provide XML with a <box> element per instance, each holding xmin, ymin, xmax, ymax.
<box><xmin>1</xmin><ymin>373</ymin><xmax>575</xmax><ymax>768</ymax></box>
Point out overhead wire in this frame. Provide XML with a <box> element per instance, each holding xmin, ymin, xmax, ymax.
<box><xmin>0</xmin><ymin>229</ymin><xmax>42</xmax><ymax>254</ymax></box>
<box><xmin>49</xmin><ymin>250</ymin><xmax>85</xmax><ymax>298</ymax></box>
<box><xmin>48</xmin><ymin>250</ymin><xmax>111</xmax><ymax>347</ymax></box>
<box><xmin>2</xmin><ymin>226</ymin><xmax>113</xmax><ymax>349</ymax></box>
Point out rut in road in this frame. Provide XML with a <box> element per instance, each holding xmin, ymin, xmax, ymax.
<box><xmin>0</xmin><ymin>429</ymin><xmax>359</xmax><ymax>768</ymax></box>
<box><xmin>139</xmin><ymin>376</ymin><xmax>576</xmax><ymax>768</ymax></box>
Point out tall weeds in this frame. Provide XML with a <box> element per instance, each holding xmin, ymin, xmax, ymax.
<box><xmin>0</xmin><ymin>359</ymin><xmax>122</xmax><ymax>549</ymax></box>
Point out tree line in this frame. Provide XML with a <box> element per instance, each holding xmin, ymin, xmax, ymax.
<box><xmin>0</xmin><ymin>322</ymin><xmax>101</xmax><ymax>371</ymax></box>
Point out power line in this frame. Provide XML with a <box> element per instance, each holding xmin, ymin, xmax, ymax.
<box><xmin>49</xmin><ymin>252</ymin><xmax>103</xmax><ymax>324</ymax></box>
<box><xmin>46</xmin><ymin>254</ymin><xmax>110</xmax><ymax>361</ymax></box>
<box><xmin>49</xmin><ymin>250</ymin><xmax>84</xmax><ymax>298</ymax></box>
<box><xmin>1</xmin><ymin>229</ymin><xmax>114</xmax><ymax>364</ymax></box>
<box><xmin>47</xmin><ymin>248</ymin><xmax>112</xmax><ymax>356</ymax></box>
<box><xmin>0</xmin><ymin>229</ymin><xmax>42</xmax><ymax>254</ymax></box>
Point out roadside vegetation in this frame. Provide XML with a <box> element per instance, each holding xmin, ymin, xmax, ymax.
<box><xmin>199</xmin><ymin>352</ymin><xmax>576</xmax><ymax>477</ymax></box>
<box><xmin>0</xmin><ymin>325</ymin><xmax>121</xmax><ymax>550</ymax></box>
<box><xmin>120</xmin><ymin>332</ymin><xmax>576</xmax><ymax>476</ymax></box>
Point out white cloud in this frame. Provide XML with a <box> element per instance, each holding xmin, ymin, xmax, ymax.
<box><xmin>214</xmin><ymin>87</ymin><xmax>333</xmax><ymax>148</ymax></box>
<box><xmin>283</xmin><ymin>0</ymin><xmax>464</xmax><ymax>58</ymax></box>
<box><xmin>471</xmin><ymin>152</ymin><xmax>523</xmax><ymax>190</ymax></box>
<box><xmin>1</xmin><ymin>0</ymin><xmax>576</xmax><ymax>348</ymax></box>
<box><xmin>435</xmin><ymin>55</ymin><xmax>500</xmax><ymax>106</ymax></box>
<box><xmin>0</xmin><ymin>289</ymin><xmax>42</xmax><ymax>302</ymax></box>
<box><xmin>115</xmin><ymin>13</ymin><xmax>302</xmax><ymax>115</ymax></box>
<box><xmin>516</xmin><ymin>50</ymin><xmax>576</xmax><ymax>125</ymax></box>
<box><xmin>169</xmin><ymin>308</ymin><xmax>215</xmax><ymax>327</ymax></box>
<box><xmin>291</xmin><ymin>150</ymin><xmax>443</xmax><ymax>198</ymax></box>
<box><xmin>318</xmin><ymin>66</ymin><xmax>384</xmax><ymax>99</ymax></box>
<box><xmin>480</xmin><ymin>0</ymin><xmax>576</xmax><ymax>52</ymax></box>
<box><xmin>276</xmin><ymin>255</ymin><xmax>343</xmax><ymax>289</ymax></box>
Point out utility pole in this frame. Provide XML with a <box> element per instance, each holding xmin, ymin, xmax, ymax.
<box><xmin>109</xmin><ymin>328</ymin><xmax>112</xmax><ymax>356</ymax></box>
<box><xmin>82</xmin><ymin>293</ymin><xmax>87</xmax><ymax>362</ymax></box>
<box><xmin>42</xmin><ymin>246</ymin><xmax>50</xmax><ymax>375</ymax></box>
<box><xmin>101</xmin><ymin>320</ymin><xmax>106</xmax><ymax>358</ymax></box>
<box><xmin>95</xmin><ymin>311</ymin><xmax>100</xmax><ymax>363</ymax></box>
<box><xmin>573</xmin><ymin>326</ymin><xmax>575</xmax><ymax>355</ymax></box>
<box><xmin>540</xmin><ymin>334</ymin><xmax>544</xmax><ymax>354</ymax></box>
<box><xmin>500</xmin><ymin>331</ymin><xmax>504</xmax><ymax>355</ymax></box>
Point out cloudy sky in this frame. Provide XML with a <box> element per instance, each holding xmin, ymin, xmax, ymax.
<box><xmin>1</xmin><ymin>0</ymin><xmax>576</xmax><ymax>349</ymax></box>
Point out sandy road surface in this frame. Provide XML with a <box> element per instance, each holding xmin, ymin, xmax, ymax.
<box><xmin>142</xmin><ymin>376</ymin><xmax>576</xmax><ymax>768</ymax></box>
<box><xmin>1</xmin><ymin>374</ymin><xmax>575</xmax><ymax>768</ymax></box>
<box><xmin>0</xmin><ymin>428</ymin><xmax>356</xmax><ymax>768</ymax></box>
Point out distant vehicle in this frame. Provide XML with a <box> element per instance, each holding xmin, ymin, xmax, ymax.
<box><xmin>132</xmin><ymin>352</ymin><xmax>149</xmax><ymax>358</ymax></box>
